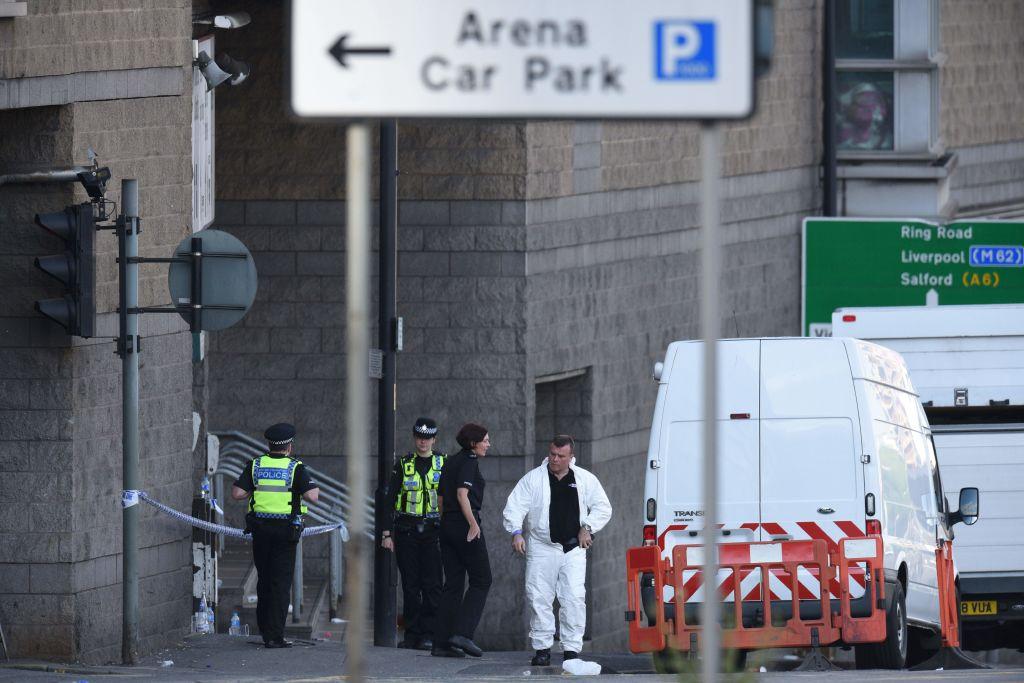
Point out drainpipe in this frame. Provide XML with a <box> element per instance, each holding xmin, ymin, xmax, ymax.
<box><xmin>0</xmin><ymin>167</ymin><xmax>91</xmax><ymax>186</ymax></box>
<box><xmin>822</xmin><ymin>0</ymin><xmax>838</xmax><ymax>216</ymax></box>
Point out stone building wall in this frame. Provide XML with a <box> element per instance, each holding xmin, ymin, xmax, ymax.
<box><xmin>0</xmin><ymin>2</ymin><xmax>194</xmax><ymax>663</ymax></box>
<box><xmin>940</xmin><ymin>0</ymin><xmax>1024</xmax><ymax>149</ymax></box>
<box><xmin>939</xmin><ymin>1</ymin><xmax>1024</xmax><ymax>214</ymax></box>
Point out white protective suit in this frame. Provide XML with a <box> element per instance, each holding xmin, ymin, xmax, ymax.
<box><xmin>502</xmin><ymin>458</ymin><xmax>612</xmax><ymax>653</ymax></box>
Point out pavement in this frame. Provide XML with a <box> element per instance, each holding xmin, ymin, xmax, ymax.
<box><xmin>1</xmin><ymin>635</ymin><xmax>1022</xmax><ymax>682</ymax></box>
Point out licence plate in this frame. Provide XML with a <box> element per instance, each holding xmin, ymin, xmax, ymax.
<box><xmin>960</xmin><ymin>600</ymin><xmax>997</xmax><ymax>616</ymax></box>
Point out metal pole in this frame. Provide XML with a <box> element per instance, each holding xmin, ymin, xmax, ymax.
<box><xmin>345</xmin><ymin>123</ymin><xmax>372</xmax><ymax>681</ymax></box>
<box><xmin>823</xmin><ymin>0</ymin><xmax>838</xmax><ymax>216</ymax></box>
<box><xmin>374</xmin><ymin>118</ymin><xmax>398</xmax><ymax>647</ymax></box>
<box><xmin>292</xmin><ymin>538</ymin><xmax>303</xmax><ymax>623</ymax></box>
<box><xmin>329</xmin><ymin>516</ymin><xmax>341</xmax><ymax>620</ymax></box>
<box><xmin>121</xmin><ymin>179</ymin><xmax>140</xmax><ymax>664</ymax></box>
<box><xmin>190</xmin><ymin>236</ymin><xmax>203</xmax><ymax>332</ymax></box>
<box><xmin>700</xmin><ymin>123</ymin><xmax>721</xmax><ymax>683</ymax></box>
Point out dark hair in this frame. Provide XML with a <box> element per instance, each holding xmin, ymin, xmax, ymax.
<box><xmin>456</xmin><ymin>422</ymin><xmax>488</xmax><ymax>450</ymax></box>
<box><xmin>551</xmin><ymin>434</ymin><xmax>575</xmax><ymax>452</ymax></box>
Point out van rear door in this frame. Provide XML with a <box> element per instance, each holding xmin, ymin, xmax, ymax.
<box><xmin>759</xmin><ymin>340</ymin><xmax>865</xmax><ymax>599</ymax></box>
<box><xmin>659</xmin><ymin>340</ymin><xmax>761</xmax><ymax>553</ymax></box>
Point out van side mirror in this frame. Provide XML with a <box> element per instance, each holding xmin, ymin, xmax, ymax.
<box><xmin>949</xmin><ymin>487</ymin><xmax>979</xmax><ymax>526</ymax></box>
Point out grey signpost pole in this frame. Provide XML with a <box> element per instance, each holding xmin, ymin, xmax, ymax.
<box><xmin>120</xmin><ymin>178</ymin><xmax>140</xmax><ymax>664</ymax></box>
<box><xmin>700</xmin><ymin>123</ymin><xmax>722</xmax><ymax>683</ymax></box>
<box><xmin>345</xmin><ymin>123</ymin><xmax>372</xmax><ymax>681</ymax></box>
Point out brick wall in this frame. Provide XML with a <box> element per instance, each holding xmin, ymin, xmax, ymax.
<box><xmin>0</xmin><ymin>1</ymin><xmax>190</xmax><ymax>79</ymax></box>
<box><xmin>209</xmin><ymin>198</ymin><xmax>528</xmax><ymax>478</ymax></box>
<box><xmin>940</xmin><ymin>0</ymin><xmax>1024</xmax><ymax>148</ymax></box>
<box><xmin>0</xmin><ymin>22</ymin><xmax>194</xmax><ymax>659</ymax></box>
<box><xmin>523</xmin><ymin>1</ymin><xmax>821</xmax><ymax>199</ymax></box>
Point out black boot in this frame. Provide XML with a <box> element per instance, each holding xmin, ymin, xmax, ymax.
<box><xmin>448</xmin><ymin>635</ymin><xmax>483</xmax><ymax>657</ymax></box>
<box><xmin>530</xmin><ymin>648</ymin><xmax>551</xmax><ymax>666</ymax></box>
<box><xmin>563</xmin><ymin>650</ymin><xmax>579</xmax><ymax>662</ymax></box>
<box><xmin>431</xmin><ymin>644</ymin><xmax>466</xmax><ymax>658</ymax></box>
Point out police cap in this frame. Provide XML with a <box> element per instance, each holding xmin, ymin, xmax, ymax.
<box><xmin>413</xmin><ymin>417</ymin><xmax>438</xmax><ymax>439</ymax></box>
<box><xmin>264</xmin><ymin>422</ymin><xmax>296</xmax><ymax>446</ymax></box>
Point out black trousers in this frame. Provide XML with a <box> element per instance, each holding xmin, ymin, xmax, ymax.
<box><xmin>394</xmin><ymin>520</ymin><xmax>442</xmax><ymax>641</ymax></box>
<box><xmin>251</xmin><ymin>521</ymin><xmax>297</xmax><ymax>643</ymax></box>
<box><xmin>434</xmin><ymin>514</ymin><xmax>492</xmax><ymax>645</ymax></box>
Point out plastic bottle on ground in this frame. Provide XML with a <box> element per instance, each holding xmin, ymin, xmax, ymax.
<box><xmin>229</xmin><ymin>611</ymin><xmax>241</xmax><ymax>636</ymax></box>
<box><xmin>197</xmin><ymin>596</ymin><xmax>209</xmax><ymax>634</ymax></box>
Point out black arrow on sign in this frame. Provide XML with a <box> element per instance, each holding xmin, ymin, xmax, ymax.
<box><xmin>328</xmin><ymin>34</ymin><xmax>392</xmax><ymax>68</ymax></box>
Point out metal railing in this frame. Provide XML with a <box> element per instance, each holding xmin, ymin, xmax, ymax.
<box><xmin>212</xmin><ymin>430</ymin><xmax>374</xmax><ymax>622</ymax></box>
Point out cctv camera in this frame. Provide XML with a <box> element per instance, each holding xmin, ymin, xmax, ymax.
<box><xmin>193</xmin><ymin>11</ymin><xmax>251</xmax><ymax>30</ymax></box>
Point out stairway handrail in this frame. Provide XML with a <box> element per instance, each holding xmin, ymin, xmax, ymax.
<box><xmin>213</xmin><ymin>432</ymin><xmax>374</xmax><ymax>538</ymax></box>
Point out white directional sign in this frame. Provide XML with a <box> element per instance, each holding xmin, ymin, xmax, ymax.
<box><xmin>291</xmin><ymin>0</ymin><xmax>754</xmax><ymax>119</ymax></box>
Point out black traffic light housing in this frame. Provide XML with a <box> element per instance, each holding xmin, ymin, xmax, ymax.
<box><xmin>34</xmin><ymin>202</ymin><xmax>96</xmax><ymax>337</ymax></box>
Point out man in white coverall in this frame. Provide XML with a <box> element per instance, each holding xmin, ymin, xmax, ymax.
<box><xmin>503</xmin><ymin>435</ymin><xmax>612</xmax><ymax>666</ymax></box>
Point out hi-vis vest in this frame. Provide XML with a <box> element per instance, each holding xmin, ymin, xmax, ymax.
<box><xmin>395</xmin><ymin>453</ymin><xmax>445</xmax><ymax>517</ymax></box>
<box><xmin>250</xmin><ymin>455</ymin><xmax>308</xmax><ymax>519</ymax></box>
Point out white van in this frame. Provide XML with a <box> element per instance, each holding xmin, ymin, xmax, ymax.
<box><xmin>832</xmin><ymin>304</ymin><xmax>1024</xmax><ymax>651</ymax></box>
<box><xmin>626</xmin><ymin>337</ymin><xmax>979</xmax><ymax>671</ymax></box>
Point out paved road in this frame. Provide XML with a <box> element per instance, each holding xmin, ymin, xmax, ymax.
<box><xmin>0</xmin><ymin>635</ymin><xmax>1020</xmax><ymax>681</ymax></box>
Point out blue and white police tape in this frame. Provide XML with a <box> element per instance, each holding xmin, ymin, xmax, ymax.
<box><xmin>122</xmin><ymin>490</ymin><xmax>349</xmax><ymax>541</ymax></box>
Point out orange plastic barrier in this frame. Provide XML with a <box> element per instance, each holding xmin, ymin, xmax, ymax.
<box><xmin>935</xmin><ymin>540</ymin><xmax>960</xmax><ymax>648</ymax></box>
<box><xmin>625</xmin><ymin>545</ymin><xmax>666</xmax><ymax>653</ymax></box>
<box><xmin>837</xmin><ymin>536</ymin><xmax>886</xmax><ymax>644</ymax></box>
<box><xmin>625</xmin><ymin>536</ymin><xmax>887</xmax><ymax>654</ymax></box>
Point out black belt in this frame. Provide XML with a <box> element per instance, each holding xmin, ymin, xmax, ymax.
<box><xmin>395</xmin><ymin>515</ymin><xmax>440</xmax><ymax>532</ymax></box>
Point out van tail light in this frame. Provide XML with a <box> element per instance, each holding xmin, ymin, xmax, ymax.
<box><xmin>842</xmin><ymin>314</ymin><xmax>856</xmax><ymax>322</ymax></box>
<box><xmin>865</xmin><ymin>493</ymin><xmax>876</xmax><ymax>516</ymax></box>
<box><xmin>646</xmin><ymin>498</ymin><xmax>657</xmax><ymax>522</ymax></box>
<box><xmin>866</xmin><ymin>519</ymin><xmax>881</xmax><ymax>535</ymax></box>
<box><xmin>643</xmin><ymin>525</ymin><xmax>657</xmax><ymax>547</ymax></box>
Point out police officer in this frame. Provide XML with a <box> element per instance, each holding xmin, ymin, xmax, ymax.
<box><xmin>382</xmin><ymin>417</ymin><xmax>446</xmax><ymax>650</ymax></box>
<box><xmin>231</xmin><ymin>423</ymin><xmax>320</xmax><ymax>648</ymax></box>
<box><xmin>432</xmin><ymin>422</ymin><xmax>493</xmax><ymax>659</ymax></box>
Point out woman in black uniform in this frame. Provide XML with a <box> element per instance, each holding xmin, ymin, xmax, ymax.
<box><xmin>431</xmin><ymin>422</ymin><xmax>493</xmax><ymax>658</ymax></box>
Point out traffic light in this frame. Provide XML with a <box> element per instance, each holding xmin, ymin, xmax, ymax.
<box><xmin>34</xmin><ymin>202</ymin><xmax>96</xmax><ymax>337</ymax></box>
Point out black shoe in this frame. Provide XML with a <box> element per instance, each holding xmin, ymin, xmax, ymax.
<box><xmin>448</xmin><ymin>635</ymin><xmax>482</xmax><ymax>657</ymax></box>
<box><xmin>397</xmin><ymin>638</ymin><xmax>417</xmax><ymax>649</ymax></box>
<box><xmin>563</xmin><ymin>650</ymin><xmax>579</xmax><ymax>661</ymax></box>
<box><xmin>416</xmin><ymin>638</ymin><xmax>434</xmax><ymax>651</ymax></box>
<box><xmin>531</xmin><ymin>648</ymin><xmax>551</xmax><ymax>666</ymax></box>
<box><xmin>265</xmin><ymin>639</ymin><xmax>293</xmax><ymax>649</ymax></box>
<box><xmin>431</xmin><ymin>645</ymin><xmax>466</xmax><ymax>658</ymax></box>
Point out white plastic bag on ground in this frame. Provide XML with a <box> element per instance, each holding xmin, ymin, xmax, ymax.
<box><xmin>562</xmin><ymin>658</ymin><xmax>601</xmax><ymax>675</ymax></box>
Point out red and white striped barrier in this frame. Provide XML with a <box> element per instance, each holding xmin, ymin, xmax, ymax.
<box><xmin>658</xmin><ymin>521</ymin><xmax>868</xmax><ymax>603</ymax></box>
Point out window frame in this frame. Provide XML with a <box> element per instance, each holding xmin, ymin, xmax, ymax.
<box><xmin>834</xmin><ymin>0</ymin><xmax>943</xmax><ymax>161</ymax></box>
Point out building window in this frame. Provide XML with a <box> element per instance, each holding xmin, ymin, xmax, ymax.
<box><xmin>834</xmin><ymin>0</ymin><xmax>940</xmax><ymax>159</ymax></box>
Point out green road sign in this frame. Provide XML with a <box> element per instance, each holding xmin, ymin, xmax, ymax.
<box><xmin>802</xmin><ymin>218</ymin><xmax>1024</xmax><ymax>336</ymax></box>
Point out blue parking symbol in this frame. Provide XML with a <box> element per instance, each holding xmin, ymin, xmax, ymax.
<box><xmin>654</xmin><ymin>20</ymin><xmax>716</xmax><ymax>81</ymax></box>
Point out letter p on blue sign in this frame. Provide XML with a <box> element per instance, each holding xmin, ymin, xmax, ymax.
<box><xmin>654</xmin><ymin>20</ymin><xmax>716</xmax><ymax>81</ymax></box>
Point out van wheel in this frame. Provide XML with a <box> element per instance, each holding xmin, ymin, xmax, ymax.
<box><xmin>855</xmin><ymin>581</ymin><xmax>908</xmax><ymax>669</ymax></box>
